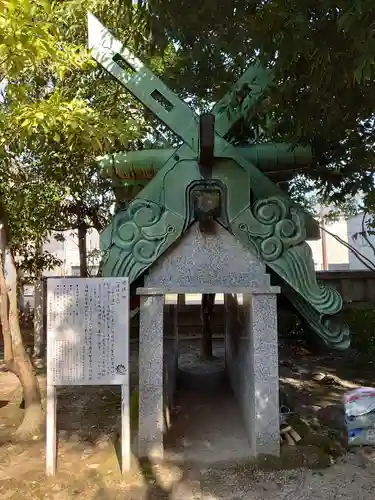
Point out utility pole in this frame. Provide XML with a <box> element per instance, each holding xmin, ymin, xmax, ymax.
<box><xmin>320</xmin><ymin>210</ymin><xmax>328</xmax><ymax>270</ymax></box>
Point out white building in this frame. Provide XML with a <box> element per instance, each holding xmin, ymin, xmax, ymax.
<box><xmin>23</xmin><ymin>229</ymin><xmax>101</xmax><ymax>309</ymax></box>
<box><xmin>42</xmin><ymin>228</ymin><xmax>101</xmax><ymax>277</ymax></box>
<box><xmin>41</xmin><ymin>214</ymin><xmax>375</xmax><ymax>276</ymax></box>
<box><xmin>307</xmin><ymin>212</ymin><xmax>375</xmax><ymax>271</ymax></box>
<box><xmin>347</xmin><ymin>213</ymin><xmax>375</xmax><ymax>270</ymax></box>
<box><xmin>21</xmin><ymin>213</ymin><xmax>374</xmax><ymax>309</ymax></box>
<box><xmin>307</xmin><ymin>218</ymin><xmax>350</xmax><ymax>271</ymax></box>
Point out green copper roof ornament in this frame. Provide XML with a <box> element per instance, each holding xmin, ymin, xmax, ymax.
<box><xmin>87</xmin><ymin>12</ymin><xmax>350</xmax><ymax>349</ymax></box>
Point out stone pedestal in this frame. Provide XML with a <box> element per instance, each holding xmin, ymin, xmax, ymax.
<box><xmin>243</xmin><ymin>292</ymin><xmax>280</xmax><ymax>456</ymax></box>
<box><xmin>163</xmin><ymin>294</ymin><xmax>180</xmax><ymax>430</ymax></box>
<box><xmin>138</xmin><ymin>292</ymin><xmax>164</xmax><ymax>458</ymax></box>
<box><xmin>225</xmin><ymin>289</ymin><xmax>280</xmax><ymax>457</ymax></box>
<box><xmin>137</xmin><ymin>222</ymin><xmax>281</xmax><ymax>459</ymax></box>
<box><xmin>170</xmin><ymin>294</ymin><xmax>180</xmax><ymax>401</ymax></box>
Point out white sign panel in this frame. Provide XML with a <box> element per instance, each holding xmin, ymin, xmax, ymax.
<box><xmin>47</xmin><ymin>277</ymin><xmax>129</xmax><ymax>386</ymax></box>
<box><xmin>46</xmin><ymin>277</ymin><xmax>130</xmax><ymax>476</ymax></box>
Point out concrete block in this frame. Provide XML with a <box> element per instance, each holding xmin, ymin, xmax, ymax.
<box><xmin>138</xmin><ymin>294</ymin><xmax>164</xmax><ymax>458</ymax></box>
<box><xmin>138</xmin><ymin>384</ymin><xmax>164</xmax><ymax>458</ymax></box>
<box><xmin>145</xmin><ymin>222</ymin><xmax>270</xmax><ymax>289</ymax></box>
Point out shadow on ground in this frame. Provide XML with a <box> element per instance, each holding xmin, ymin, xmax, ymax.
<box><xmin>1</xmin><ymin>342</ymin><xmax>375</xmax><ymax>498</ymax></box>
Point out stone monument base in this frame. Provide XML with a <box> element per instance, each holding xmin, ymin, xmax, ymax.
<box><xmin>136</xmin><ymin>223</ymin><xmax>280</xmax><ymax>460</ymax></box>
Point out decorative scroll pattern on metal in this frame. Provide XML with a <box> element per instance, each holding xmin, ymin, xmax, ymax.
<box><xmin>88</xmin><ymin>13</ymin><xmax>350</xmax><ymax>348</ymax></box>
<box><xmin>284</xmin><ymin>287</ymin><xmax>350</xmax><ymax>349</ymax></box>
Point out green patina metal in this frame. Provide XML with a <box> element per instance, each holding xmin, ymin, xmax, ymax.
<box><xmin>99</xmin><ymin>144</ymin><xmax>313</xmax><ymax>191</ymax></box>
<box><xmin>282</xmin><ymin>283</ymin><xmax>350</xmax><ymax>349</ymax></box>
<box><xmin>88</xmin><ymin>12</ymin><xmax>350</xmax><ymax>348</ymax></box>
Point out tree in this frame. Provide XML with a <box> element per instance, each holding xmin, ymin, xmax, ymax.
<box><xmin>0</xmin><ymin>157</ymin><xmax>67</xmax><ymax>438</ymax></box>
<box><xmin>147</xmin><ymin>1</ymin><xmax>375</xmax><ymax>286</ymax></box>
<box><xmin>21</xmin><ymin>0</ymin><xmax>160</xmax><ymax>277</ymax></box>
<box><xmin>0</xmin><ymin>0</ymin><xmax>84</xmax><ymax>439</ymax></box>
<box><xmin>0</xmin><ymin>0</ymin><xmax>145</xmax><ymax>438</ymax></box>
<box><xmin>144</xmin><ymin>1</ymin><xmax>375</xmax><ymax>203</ymax></box>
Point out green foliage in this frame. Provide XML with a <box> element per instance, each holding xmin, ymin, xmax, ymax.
<box><xmin>278</xmin><ymin>306</ymin><xmax>305</xmax><ymax>339</ymax></box>
<box><xmin>288</xmin><ymin>175</ymin><xmax>363</xmax><ymax>221</ymax></box>
<box><xmin>0</xmin><ymin>0</ymin><xmax>150</xmax><ymax>278</ymax></box>
<box><xmin>343</xmin><ymin>308</ymin><xmax>375</xmax><ymax>358</ymax></box>
<box><xmin>0</xmin><ymin>153</ymin><xmax>64</xmax><ymax>278</ymax></box>
<box><xmin>2</xmin><ymin>0</ymin><xmax>375</xmax><ymax>282</ymax></box>
<box><xmin>9</xmin><ymin>90</ymin><xmax>134</xmax><ymax>151</ymax></box>
<box><xmin>18</xmin><ymin>250</ymin><xmax>62</xmax><ymax>282</ymax></box>
<box><xmin>0</xmin><ymin>0</ymin><xmax>96</xmax><ymax>145</ymax></box>
<box><xmin>148</xmin><ymin>1</ymin><xmax>375</xmax><ymax>202</ymax></box>
<box><xmin>0</xmin><ymin>0</ymin><xmax>91</xmax><ymax>81</ymax></box>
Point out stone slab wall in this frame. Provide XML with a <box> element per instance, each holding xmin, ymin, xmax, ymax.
<box><xmin>144</xmin><ymin>222</ymin><xmax>268</xmax><ymax>289</ymax></box>
<box><xmin>317</xmin><ymin>270</ymin><xmax>375</xmax><ymax>309</ymax></box>
<box><xmin>139</xmin><ymin>221</ymin><xmax>280</xmax><ymax>457</ymax></box>
<box><xmin>225</xmin><ymin>292</ymin><xmax>280</xmax><ymax>456</ymax></box>
<box><xmin>225</xmin><ymin>294</ymin><xmax>244</xmax><ymax>396</ymax></box>
<box><xmin>163</xmin><ymin>321</ymin><xmax>179</xmax><ymax>425</ymax></box>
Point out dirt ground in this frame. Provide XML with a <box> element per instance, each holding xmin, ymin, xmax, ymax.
<box><xmin>1</xmin><ymin>343</ymin><xmax>375</xmax><ymax>499</ymax></box>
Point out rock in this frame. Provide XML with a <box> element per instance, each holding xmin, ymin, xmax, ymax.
<box><xmin>316</xmin><ymin>405</ymin><xmax>345</xmax><ymax>431</ymax></box>
<box><xmin>312</xmin><ymin>372</ymin><xmax>326</xmax><ymax>382</ymax></box>
<box><xmin>324</xmin><ymin>374</ymin><xmax>339</xmax><ymax>385</ymax></box>
<box><xmin>151</xmin><ymin>462</ymin><xmax>183</xmax><ymax>491</ymax></box>
<box><xmin>96</xmin><ymin>435</ymin><xmax>112</xmax><ymax>450</ymax></box>
<box><xmin>32</xmin><ymin>358</ymin><xmax>45</xmax><ymax>369</ymax></box>
<box><xmin>87</xmin><ymin>463</ymin><xmax>100</xmax><ymax>469</ymax></box>
<box><xmin>58</xmin><ymin>430</ymin><xmax>69</xmax><ymax>440</ymax></box>
<box><xmin>280</xmin><ymin>361</ymin><xmax>294</xmax><ymax>370</ymax></box>
<box><xmin>69</xmin><ymin>433</ymin><xmax>81</xmax><ymax>443</ymax></box>
<box><xmin>311</xmin><ymin>405</ymin><xmax>323</xmax><ymax>413</ymax></box>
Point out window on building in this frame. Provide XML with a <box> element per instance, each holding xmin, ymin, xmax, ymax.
<box><xmin>351</xmin><ymin>234</ymin><xmax>370</xmax><ymax>247</ymax></box>
<box><xmin>360</xmin><ymin>236</ymin><xmax>370</xmax><ymax>247</ymax></box>
<box><xmin>70</xmin><ymin>265</ymin><xmax>99</xmax><ymax>276</ymax></box>
<box><xmin>71</xmin><ymin>266</ymin><xmax>80</xmax><ymax>276</ymax></box>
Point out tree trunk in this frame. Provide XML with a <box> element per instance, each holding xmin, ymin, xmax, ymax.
<box><xmin>78</xmin><ymin>223</ymin><xmax>88</xmax><ymax>277</ymax></box>
<box><xmin>33</xmin><ymin>278</ymin><xmax>45</xmax><ymax>362</ymax></box>
<box><xmin>6</xmin><ymin>252</ymin><xmax>43</xmax><ymax>439</ymax></box>
<box><xmin>33</xmin><ymin>246</ymin><xmax>44</xmax><ymax>361</ymax></box>
<box><xmin>0</xmin><ymin>222</ymin><xmax>43</xmax><ymax>439</ymax></box>
<box><xmin>0</xmin><ymin>251</ymin><xmax>12</xmax><ymax>363</ymax></box>
<box><xmin>200</xmin><ymin>293</ymin><xmax>216</xmax><ymax>360</ymax></box>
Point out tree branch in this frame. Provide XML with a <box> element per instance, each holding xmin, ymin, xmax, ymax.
<box><xmin>0</xmin><ymin>56</ymin><xmax>9</xmax><ymax>67</ymax></box>
<box><xmin>0</xmin><ymin>56</ymin><xmax>10</xmax><ymax>86</ymax></box>
<box><xmin>320</xmin><ymin>225</ymin><xmax>375</xmax><ymax>272</ymax></box>
<box><xmin>361</xmin><ymin>211</ymin><xmax>375</xmax><ymax>257</ymax></box>
<box><xmin>0</xmin><ymin>202</ymin><xmax>14</xmax><ymax>364</ymax></box>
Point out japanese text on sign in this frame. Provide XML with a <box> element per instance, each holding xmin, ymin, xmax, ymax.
<box><xmin>46</xmin><ymin>278</ymin><xmax>129</xmax><ymax>386</ymax></box>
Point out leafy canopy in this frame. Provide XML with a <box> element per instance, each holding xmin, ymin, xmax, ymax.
<box><xmin>147</xmin><ymin>0</ymin><xmax>375</xmax><ymax>204</ymax></box>
<box><xmin>2</xmin><ymin>0</ymin><xmax>375</xmax><ymax>268</ymax></box>
<box><xmin>0</xmin><ymin>0</ymin><xmax>148</xmax><ymax>276</ymax></box>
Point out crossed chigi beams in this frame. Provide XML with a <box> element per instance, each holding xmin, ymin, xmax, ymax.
<box><xmin>86</xmin><ymin>14</ymin><xmax>350</xmax><ymax>349</ymax></box>
<box><xmin>87</xmin><ymin>12</ymin><xmax>316</xmax><ymax>230</ymax></box>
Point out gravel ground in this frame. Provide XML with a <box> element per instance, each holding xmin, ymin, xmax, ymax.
<box><xmin>1</xmin><ymin>340</ymin><xmax>375</xmax><ymax>499</ymax></box>
<box><xmin>121</xmin><ymin>451</ymin><xmax>375</xmax><ymax>499</ymax></box>
<box><xmin>196</xmin><ymin>452</ymin><xmax>375</xmax><ymax>500</ymax></box>
<box><xmin>0</xmin><ymin>443</ymin><xmax>374</xmax><ymax>499</ymax></box>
